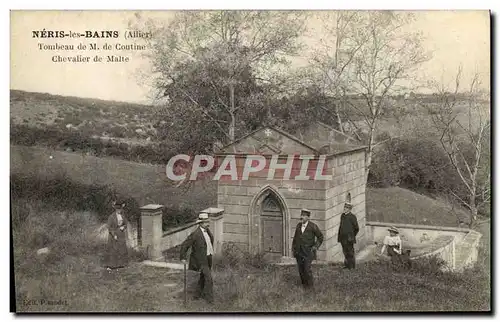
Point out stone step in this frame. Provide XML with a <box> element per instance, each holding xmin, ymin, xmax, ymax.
<box><xmin>142</xmin><ymin>260</ymin><xmax>185</xmax><ymax>270</ymax></box>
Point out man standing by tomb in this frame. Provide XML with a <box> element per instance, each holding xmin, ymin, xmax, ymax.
<box><xmin>292</xmin><ymin>209</ymin><xmax>324</xmax><ymax>290</ymax></box>
<box><xmin>338</xmin><ymin>202</ymin><xmax>359</xmax><ymax>269</ymax></box>
<box><xmin>180</xmin><ymin>213</ymin><xmax>214</xmax><ymax>303</ymax></box>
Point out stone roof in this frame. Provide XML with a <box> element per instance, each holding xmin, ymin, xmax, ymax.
<box><xmin>291</xmin><ymin>122</ymin><xmax>363</xmax><ymax>155</ymax></box>
<box><xmin>219</xmin><ymin>122</ymin><xmax>366</xmax><ymax>156</ymax></box>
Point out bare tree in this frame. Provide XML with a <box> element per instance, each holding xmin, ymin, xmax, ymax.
<box><xmin>311</xmin><ymin>11</ymin><xmax>366</xmax><ymax>133</ymax></box>
<box><xmin>348</xmin><ymin>12</ymin><xmax>430</xmax><ymax>179</ymax></box>
<box><xmin>428</xmin><ymin>66</ymin><xmax>491</xmax><ymax>225</ymax></box>
<box><xmin>313</xmin><ymin>11</ymin><xmax>430</xmax><ymax>179</ymax></box>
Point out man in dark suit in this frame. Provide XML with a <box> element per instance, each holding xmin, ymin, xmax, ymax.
<box><xmin>338</xmin><ymin>202</ymin><xmax>359</xmax><ymax>269</ymax></box>
<box><xmin>180</xmin><ymin>213</ymin><xmax>215</xmax><ymax>303</ymax></box>
<box><xmin>292</xmin><ymin>209</ymin><xmax>324</xmax><ymax>289</ymax></box>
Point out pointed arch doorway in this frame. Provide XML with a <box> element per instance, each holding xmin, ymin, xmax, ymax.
<box><xmin>261</xmin><ymin>194</ymin><xmax>283</xmax><ymax>256</ymax></box>
<box><xmin>248</xmin><ymin>186</ymin><xmax>290</xmax><ymax>259</ymax></box>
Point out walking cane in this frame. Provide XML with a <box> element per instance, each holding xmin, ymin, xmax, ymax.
<box><xmin>183</xmin><ymin>261</ymin><xmax>187</xmax><ymax>307</ymax></box>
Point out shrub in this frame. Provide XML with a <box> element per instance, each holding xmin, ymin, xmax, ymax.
<box><xmin>10</xmin><ymin>174</ymin><xmax>138</xmax><ymax>224</ymax></box>
<box><xmin>407</xmin><ymin>255</ymin><xmax>448</xmax><ymax>276</ymax></box>
<box><xmin>369</xmin><ymin>137</ymin><xmax>467</xmax><ymax>197</ymax></box>
<box><xmin>10</xmin><ymin>124</ymin><xmax>177</xmax><ymax>165</ymax></box>
<box><xmin>216</xmin><ymin>243</ymin><xmax>270</xmax><ymax>270</ymax></box>
<box><xmin>107</xmin><ymin>126</ymin><xmax>126</xmax><ymax>138</ymax></box>
<box><xmin>162</xmin><ymin>206</ymin><xmax>198</xmax><ymax>230</ymax></box>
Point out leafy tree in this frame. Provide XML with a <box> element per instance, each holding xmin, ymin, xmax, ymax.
<box><xmin>132</xmin><ymin>11</ymin><xmax>306</xmax><ymax>149</ymax></box>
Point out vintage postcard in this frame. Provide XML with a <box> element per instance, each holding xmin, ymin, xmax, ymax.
<box><xmin>10</xmin><ymin>10</ymin><xmax>491</xmax><ymax>313</ymax></box>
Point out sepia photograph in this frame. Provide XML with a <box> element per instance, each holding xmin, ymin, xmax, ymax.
<box><xmin>9</xmin><ymin>9</ymin><xmax>491</xmax><ymax>313</ymax></box>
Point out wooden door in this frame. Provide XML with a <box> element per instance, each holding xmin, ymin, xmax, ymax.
<box><xmin>261</xmin><ymin>195</ymin><xmax>283</xmax><ymax>255</ymax></box>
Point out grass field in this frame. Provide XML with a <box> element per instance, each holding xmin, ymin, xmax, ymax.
<box><xmin>366</xmin><ymin>187</ymin><xmax>471</xmax><ymax>227</ymax></box>
<box><xmin>10</xmin><ymin>145</ymin><xmax>217</xmax><ymax>211</ymax></box>
<box><xmin>13</xmin><ymin>199</ymin><xmax>490</xmax><ymax>312</ymax></box>
<box><xmin>11</xmin><ymin>142</ymin><xmax>486</xmax><ymax>312</ymax></box>
<box><xmin>15</xmin><ymin>257</ymin><xmax>491</xmax><ymax>312</ymax></box>
<box><xmin>12</xmin><ymin>175</ymin><xmax>489</xmax><ymax>312</ymax></box>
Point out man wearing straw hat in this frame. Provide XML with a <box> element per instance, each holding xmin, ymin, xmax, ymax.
<box><xmin>337</xmin><ymin>202</ymin><xmax>359</xmax><ymax>269</ymax></box>
<box><xmin>180</xmin><ymin>212</ymin><xmax>215</xmax><ymax>303</ymax></box>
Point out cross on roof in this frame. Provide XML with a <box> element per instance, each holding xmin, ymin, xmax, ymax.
<box><xmin>264</xmin><ymin>128</ymin><xmax>272</xmax><ymax>137</ymax></box>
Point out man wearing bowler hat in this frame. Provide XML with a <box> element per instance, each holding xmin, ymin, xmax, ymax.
<box><xmin>180</xmin><ymin>212</ymin><xmax>215</xmax><ymax>303</ymax></box>
<box><xmin>338</xmin><ymin>202</ymin><xmax>359</xmax><ymax>269</ymax></box>
<box><xmin>292</xmin><ymin>208</ymin><xmax>324</xmax><ymax>289</ymax></box>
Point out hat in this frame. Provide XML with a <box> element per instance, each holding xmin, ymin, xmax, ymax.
<box><xmin>196</xmin><ymin>212</ymin><xmax>209</xmax><ymax>223</ymax></box>
<box><xmin>112</xmin><ymin>200</ymin><xmax>126</xmax><ymax>209</ymax></box>
<box><xmin>344</xmin><ymin>202</ymin><xmax>353</xmax><ymax>209</ymax></box>
<box><xmin>300</xmin><ymin>209</ymin><xmax>311</xmax><ymax>217</ymax></box>
<box><xmin>388</xmin><ymin>226</ymin><xmax>399</xmax><ymax>234</ymax></box>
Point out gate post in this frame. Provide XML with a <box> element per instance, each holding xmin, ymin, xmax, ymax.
<box><xmin>140</xmin><ymin>204</ymin><xmax>164</xmax><ymax>260</ymax></box>
<box><xmin>202</xmin><ymin>207</ymin><xmax>225</xmax><ymax>256</ymax></box>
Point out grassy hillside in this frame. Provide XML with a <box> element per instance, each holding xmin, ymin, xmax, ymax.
<box><xmin>10</xmin><ymin>145</ymin><xmax>217</xmax><ymax>212</ymax></box>
<box><xmin>10</xmin><ymin>90</ymin><xmax>162</xmax><ymax>145</ymax></box>
<box><xmin>366</xmin><ymin>187</ymin><xmax>470</xmax><ymax>226</ymax></box>
<box><xmin>11</xmin><ymin>89</ymin><xmax>489</xmax><ymax>145</ymax></box>
<box><xmin>11</xmin><ymin>145</ymin><xmax>471</xmax><ymax>227</ymax></box>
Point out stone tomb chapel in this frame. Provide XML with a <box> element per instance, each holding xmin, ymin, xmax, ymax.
<box><xmin>216</xmin><ymin>123</ymin><xmax>368</xmax><ymax>262</ymax></box>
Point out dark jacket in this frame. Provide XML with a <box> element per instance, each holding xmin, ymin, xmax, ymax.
<box><xmin>292</xmin><ymin>221</ymin><xmax>324</xmax><ymax>260</ymax></box>
<box><xmin>337</xmin><ymin>212</ymin><xmax>359</xmax><ymax>243</ymax></box>
<box><xmin>180</xmin><ymin>226</ymin><xmax>214</xmax><ymax>271</ymax></box>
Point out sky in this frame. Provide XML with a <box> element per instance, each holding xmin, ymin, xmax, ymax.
<box><xmin>10</xmin><ymin>10</ymin><xmax>490</xmax><ymax>104</ymax></box>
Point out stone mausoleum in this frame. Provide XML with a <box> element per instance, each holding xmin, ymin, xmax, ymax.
<box><xmin>216</xmin><ymin>122</ymin><xmax>368</xmax><ymax>262</ymax></box>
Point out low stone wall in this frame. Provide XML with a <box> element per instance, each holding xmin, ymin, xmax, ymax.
<box><xmin>160</xmin><ymin>222</ymin><xmax>199</xmax><ymax>253</ymax></box>
<box><xmin>454</xmin><ymin>230</ymin><xmax>483</xmax><ymax>271</ymax></box>
<box><xmin>139</xmin><ymin>205</ymin><xmax>224</xmax><ymax>261</ymax></box>
<box><xmin>366</xmin><ymin>221</ymin><xmax>469</xmax><ymax>247</ymax></box>
<box><xmin>366</xmin><ymin>221</ymin><xmax>482</xmax><ymax>271</ymax></box>
<box><xmin>411</xmin><ymin>235</ymin><xmax>456</xmax><ymax>270</ymax></box>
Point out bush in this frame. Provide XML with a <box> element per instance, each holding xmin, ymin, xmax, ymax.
<box><xmin>10</xmin><ymin>174</ymin><xmax>138</xmax><ymax>223</ymax></box>
<box><xmin>369</xmin><ymin>137</ymin><xmax>466</xmax><ymax>197</ymax></box>
<box><xmin>162</xmin><ymin>206</ymin><xmax>198</xmax><ymax>230</ymax></box>
<box><xmin>10</xmin><ymin>124</ymin><xmax>177</xmax><ymax>165</ymax></box>
<box><xmin>107</xmin><ymin>126</ymin><xmax>126</xmax><ymax>138</ymax></box>
<box><xmin>216</xmin><ymin>243</ymin><xmax>270</xmax><ymax>270</ymax></box>
<box><xmin>407</xmin><ymin>255</ymin><xmax>448</xmax><ymax>276</ymax></box>
<box><xmin>11</xmin><ymin>173</ymin><xmax>199</xmax><ymax>232</ymax></box>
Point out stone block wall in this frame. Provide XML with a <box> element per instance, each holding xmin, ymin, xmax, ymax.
<box><xmin>324</xmin><ymin>150</ymin><xmax>367</xmax><ymax>261</ymax></box>
<box><xmin>218</xmin><ymin>179</ymin><xmax>329</xmax><ymax>257</ymax></box>
<box><xmin>218</xmin><ymin>149</ymin><xmax>367</xmax><ymax>262</ymax></box>
<box><xmin>160</xmin><ymin>222</ymin><xmax>198</xmax><ymax>253</ymax></box>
